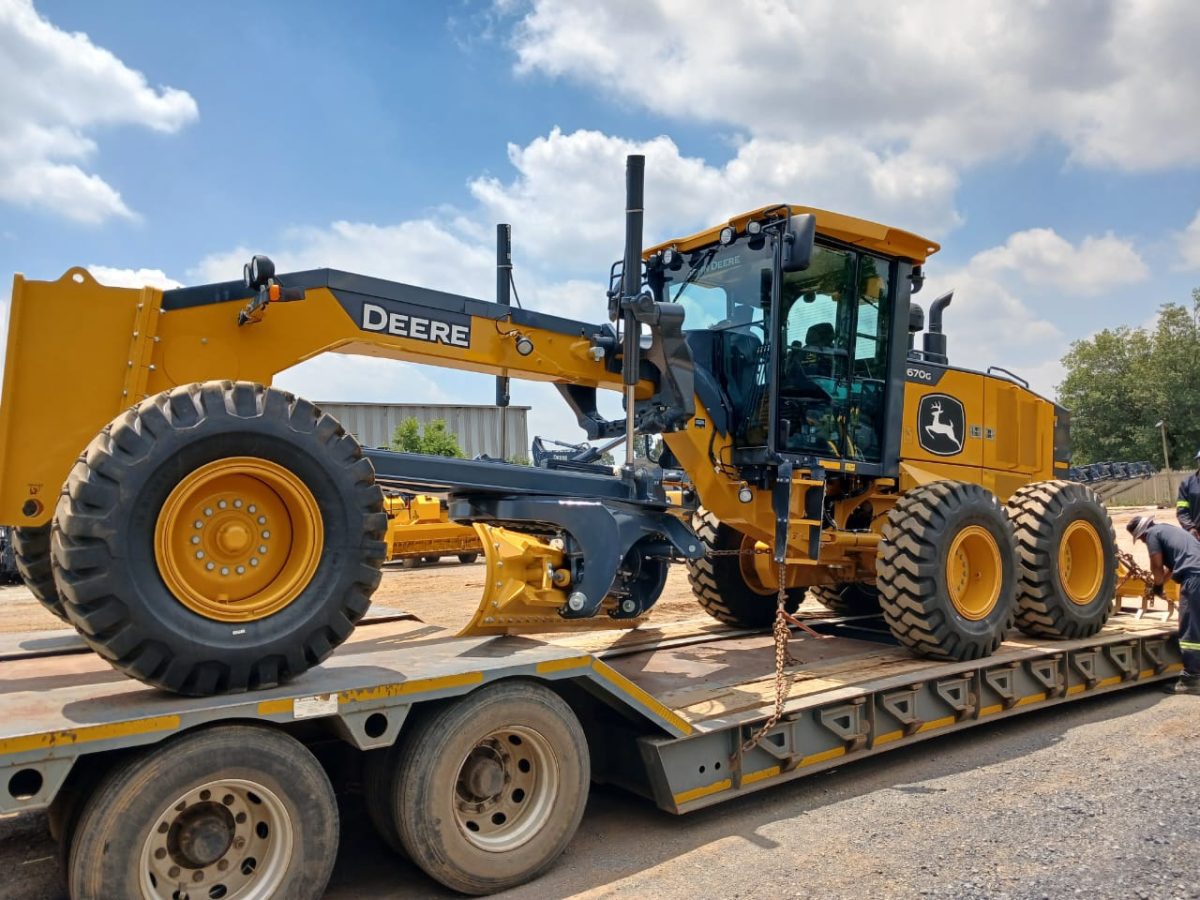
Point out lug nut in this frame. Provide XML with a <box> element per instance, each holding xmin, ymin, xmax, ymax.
<box><xmin>567</xmin><ymin>592</ymin><xmax>588</xmax><ymax>612</ymax></box>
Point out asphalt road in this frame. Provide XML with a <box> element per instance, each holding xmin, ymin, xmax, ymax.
<box><xmin>6</xmin><ymin>683</ymin><xmax>1197</xmax><ymax>900</ymax></box>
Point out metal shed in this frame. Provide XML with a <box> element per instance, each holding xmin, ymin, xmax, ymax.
<box><xmin>316</xmin><ymin>402</ymin><xmax>530</xmax><ymax>459</ymax></box>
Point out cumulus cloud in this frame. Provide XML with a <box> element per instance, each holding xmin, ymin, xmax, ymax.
<box><xmin>1177</xmin><ymin>209</ymin><xmax>1200</xmax><ymax>270</ymax></box>
<box><xmin>87</xmin><ymin>265</ymin><xmax>182</xmax><ymax>290</ymax></box>
<box><xmin>970</xmin><ymin>228</ymin><xmax>1148</xmax><ymax>297</ymax></box>
<box><xmin>0</xmin><ymin>0</ymin><xmax>198</xmax><ymax>223</ymax></box>
<box><xmin>509</xmin><ymin>0</ymin><xmax>1200</xmax><ymax>173</ymax></box>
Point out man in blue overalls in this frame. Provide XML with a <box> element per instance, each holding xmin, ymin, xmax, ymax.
<box><xmin>1128</xmin><ymin>515</ymin><xmax>1200</xmax><ymax>694</ymax></box>
<box><xmin>1177</xmin><ymin>450</ymin><xmax>1200</xmax><ymax>539</ymax></box>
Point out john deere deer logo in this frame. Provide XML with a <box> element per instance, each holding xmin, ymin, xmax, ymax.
<box><xmin>917</xmin><ymin>394</ymin><xmax>966</xmax><ymax>456</ymax></box>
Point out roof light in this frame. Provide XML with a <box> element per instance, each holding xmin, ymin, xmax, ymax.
<box><xmin>719</xmin><ymin>226</ymin><xmax>736</xmax><ymax>245</ymax></box>
<box><xmin>746</xmin><ymin>221</ymin><xmax>762</xmax><ymax>235</ymax></box>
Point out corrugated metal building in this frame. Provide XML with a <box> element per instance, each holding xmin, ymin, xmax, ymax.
<box><xmin>317</xmin><ymin>402</ymin><xmax>530</xmax><ymax>459</ymax></box>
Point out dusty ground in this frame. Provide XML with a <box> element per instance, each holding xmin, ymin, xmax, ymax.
<box><xmin>0</xmin><ymin>503</ymin><xmax>1192</xmax><ymax>899</ymax></box>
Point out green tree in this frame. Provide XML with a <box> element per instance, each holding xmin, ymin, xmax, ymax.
<box><xmin>1058</xmin><ymin>290</ymin><xmax>1200</xmax><ymax>467</ymax></box>
<box><xmin>389</xmin><ymin>417</ymin><xmax>465</xmax><ymax>458</ymax></box>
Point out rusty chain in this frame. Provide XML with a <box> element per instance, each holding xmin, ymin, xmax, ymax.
<box><xmin>1115</xmin><ymin>549</ymin><xmax>1155</xmax><ymax>603</ymax></box>
<box><xmin>741</xmin><ymin>558</ymin><xmax>795</xmax><ymax>752</ymax></box>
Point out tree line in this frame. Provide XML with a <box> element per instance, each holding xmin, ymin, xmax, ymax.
<box><xmin>1058</xmin><ymin>289</ymin><xmax>1199</xmax><ymax>468</ymax></box>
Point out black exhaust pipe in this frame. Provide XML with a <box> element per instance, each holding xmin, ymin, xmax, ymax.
<box><xmin>922</xmin><ymin>290</ymin><xmax>953</xmax><ymax>365</ymax></box>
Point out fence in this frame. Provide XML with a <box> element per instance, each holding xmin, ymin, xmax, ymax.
<box><xmin>1104</xmin><ymin>469</ymin><xmax>1191</xmax><ymax>508</ymax></box>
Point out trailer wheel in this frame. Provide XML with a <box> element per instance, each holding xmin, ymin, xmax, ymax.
<box><xmin>422</xmin><ymin>555</ymin><xmax>441</xmax><ymax>565</ymax></box>
<box><xmin>11</xmin><ymin>524</ymin><xmax>67</xmax><ymax>621</ymax></box>
<box><xmin>388</xmin><ymin>680</ymin><xmax>589</xmax><ymax>894</ymax></box>
<box><xmin>877</xmin><ymin>481</ymin><xmax>1017</xmax><ymax>661</ymax></box>
<box><xmin>1007</xmin><ymin>480</ymin><xmax>1116</xmax><ymax>638</ymax></box>
<box><xmin>458</xmin><ymin>552</ymin><xmax>479</xmax><ymax>564</ymax></box>
<box><xmin>67</xmin><ymin>724</ymin><xmax>338</xmax><ymax>900</ymax></box>
<box><xmin>687</xmin><ymin>509</ymin><xmax>804</xmax><ymax>627</ymax></box>
<box><xmin>810</xmin><ymin>582</ymin><xmax>880</xmax><ymax>616</ymax></box>
<box><xmin>51</xmin><ymin>381</ymin><xmax>387</xmax><ymax>695</ymax></box>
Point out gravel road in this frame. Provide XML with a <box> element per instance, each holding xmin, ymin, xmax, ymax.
<box><xmin>2</xmin><ymin>504</ymin><xmax>1195</xmax><ymax>899</ymax></box>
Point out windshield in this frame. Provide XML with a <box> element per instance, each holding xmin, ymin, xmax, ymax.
<box><xmin>665</xmin><ymin>241</ymin><xmax>774</xmax><ymax>331</ymax></box>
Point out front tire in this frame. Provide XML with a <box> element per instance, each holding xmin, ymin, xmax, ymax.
<box><xmin>687</xmin><ymin>509</ymin><xmax>804</xmax><ymax>628</ymax></box>
<box><xmin>811</xmin><ymin>582</ymin><xmax>880</xmax><ymax>616</ymax></box>
<box><xmin>51</xmin><ymin>381</ymin><xmax>387</xmax><ymax>695</ymax></box>
<box><xmin>1007</xmin><ymin>480</ymin><xmax>1116</xmax><ymax>638</ymax></box>
<box><xmin>67</xmin><ymin>724</ymin><xmax>338</xmax><ymax>900</ymax></box>
<box><xmin>877</xmin><ymin>481</ymin><xmax>1017</xmax><ymax>661</ymax></box>
<box><xmin>385</xmin><ymin>680</ymin><xmax>590</xmax><ymax>894</ymax></box>
<box><xmin>12</xmin><ymin>525</ymin><xmax>67</xmax><ymax>621</ymax></box>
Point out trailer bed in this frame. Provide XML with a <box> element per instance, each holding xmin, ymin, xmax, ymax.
<box><xmin>0</xmin><ymin>608</ymin><xmax>1182</xmax><ymax>819</ymax></box>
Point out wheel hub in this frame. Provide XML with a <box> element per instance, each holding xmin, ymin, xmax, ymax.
<box><xmin>154</xmin><ymin>457</ymin><xmax>323</xmax><ymax>622</ymax></box>
<box><xmin>1058</xmin><ymin>520</ymin><xmax>1104</xmax><ymax>605</ymax></box>
<box><xmin>169</xmin><ymin>803</ymin><xmax>235</xmax><ymax>868</ymax></box>
<box><xmin>946</xmin><ymin>525</ymin><xmax>1002</xmax><ymax>621</ymax></box>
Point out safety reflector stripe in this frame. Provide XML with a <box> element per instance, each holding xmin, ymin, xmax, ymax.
<box><xmin>1180</xmin><ymin>641</ymin><xmax>1200</xmax><ymax>651</ymax></box>
<box><xmin>1178</xmin><ymin>500</ymin><xmax>1190</xmax><ymax>508</ymax></box>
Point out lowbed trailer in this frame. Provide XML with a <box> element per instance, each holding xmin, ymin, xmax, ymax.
<box><xmin>0</xmin><ymin>608</ymin><xmax>1182</xmax><ymax>897</ymax></box>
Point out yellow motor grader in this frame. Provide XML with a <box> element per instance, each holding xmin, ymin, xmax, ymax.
<box><xmin>0</xmin><ymin>156</ymin><xmax>1115</xmax><ymax>695</ymax></box>
<box><xmin>383</xmin><ymin>493</ymin><xmax>481</xmax><ymax>567</ymax></box>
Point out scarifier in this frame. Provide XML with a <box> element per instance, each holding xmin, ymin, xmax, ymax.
<box><xmin>0</xmin><ymin>156</ymin><xmax>1118</xmax><ymax>695</ymax></box>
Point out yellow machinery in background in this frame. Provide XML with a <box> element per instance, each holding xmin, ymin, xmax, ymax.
<box><xmin>0</xmin><ymin>155</ymin><xmax>1120</xmax><ymax>696</ymax></box>
<box><xmin>384</xmin><ymin>494</ymin><xmax>481</xmax><ymax>567</ymax></box>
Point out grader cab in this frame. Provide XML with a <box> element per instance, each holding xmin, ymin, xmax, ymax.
<box><xmin>0</xmin><ymin>156</ymin><xmax>1116</xmax><ymax>695</ymax></box>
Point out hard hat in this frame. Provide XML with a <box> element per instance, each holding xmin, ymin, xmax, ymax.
<box><xmin>1126</xmin><ymin>515</ymin><xmax>1155</xmax><ymax>540</ymax></box>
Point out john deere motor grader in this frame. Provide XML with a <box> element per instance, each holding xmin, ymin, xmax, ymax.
<box><xmin>0</xmin><ymin>156</ymin><xmax>1116</xmax><ymax>695</ymax></box>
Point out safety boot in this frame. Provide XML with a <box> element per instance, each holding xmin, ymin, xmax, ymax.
<box><xmin>1164</xmin><ymin>672</ymin><xmax>1200</xmax><ymax>695</ymax></box>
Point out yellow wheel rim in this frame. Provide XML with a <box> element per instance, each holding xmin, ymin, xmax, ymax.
<box><xmin>1058</xmin><ymin>520</ymin><xmax>1104</xmax><ymax>606</ymax></box>
<box><xmin>155</xmin><ymin>457</ymin><xmax>323</xmax><ymax>622</ymax></box>
<box><xmin>946</xmin><ymin>525</ymin><xmax>1002</xmax><ymax>621</ymax></box>
<box><xmin>739</xmin><ymin>535</ymin><xmax>776</xmax><ymax>595</ymax></box>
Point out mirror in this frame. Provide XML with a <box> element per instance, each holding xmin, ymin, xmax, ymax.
<box><xmin>782</xmin><ymin>213</ymin><xmax>816</xmax><ymax>273</ymax></box>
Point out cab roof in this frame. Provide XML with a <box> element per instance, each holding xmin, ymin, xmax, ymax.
<box><xmin>644</xmin><ymin>205</ymin><xmax>940</xmax><ymax>264</ymax></box>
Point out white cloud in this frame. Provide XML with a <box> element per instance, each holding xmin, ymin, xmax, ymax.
<box><xmin>970</xmin><ymin>228</ymin><xmax>1148</xmax><ymax>297</ymax></box>
<box><xmin>509</xmin><ymin>0</ymin><xmax>1200</xmax><ymax>173</ymax></box>
<box><xmin>0</xmin><ymin>0</ymin><xmax>198</xmax><ymax>223</ymax></box>
<box><xmin>87</xmin><ymin>265</ymin><xmax>182</xmax><ymax>290</ymax></box>
<box><xmin>1177</xmin><ymin>209</ymin><xmax>1200</xmax><ymax>270</ymax></box>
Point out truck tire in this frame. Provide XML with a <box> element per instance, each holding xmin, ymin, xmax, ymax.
<box><xmin>877</xmin><ymin>481</ymin><xmax>1017</xmax><ymax>661</ymax></box>
<box><xmin>51</xmin><ymin>381</ymin><xmax>387</xmax><ymax>695</ymax></box>
<box><xmin>11</xmin><ymin>524</ymin><xmax>67</xmax><ymax>621</ymax></box>
<box><xmin>1007</xmin><ymin>480</ymin><xmax>1116</xmax><ymax>638</ymax></box>
<box><xmin>458</xmin><ymin>552</ymin><xmax>479</xmax><ymax>564</ymax></box>
<box><xmin>387</xmin><ymin>680</ymin><xmax>589</xmax><ymax>894</ymax></box>
<box><xmin>67</xmin><ymin>724</ymin><xmax>338</xmax><ymax>900</ymax></box>
<box><xmin>687</xmin><ymin>509</ymin><xmax>804</xmax><ymax>627</ymax></box>
<box><xmin>810</xmin><ymin>582</ymin><xmax>880</xmax><ymax>616</ymax></box>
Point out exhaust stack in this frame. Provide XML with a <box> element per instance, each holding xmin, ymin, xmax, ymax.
<box><xmin>922</xmin><ymin>291</ymin><xmax>953</xmax><ymax>365</ymax></box>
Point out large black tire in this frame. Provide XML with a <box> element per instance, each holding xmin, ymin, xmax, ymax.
<box><xmin>877</xmin><ymin>481</ymin><xmax>1017</xmax><ymax>661</ymax></box>
<box><xmin>386</xmin><ymin>680</ymin><xmax>590</xmax><ymax>894</ymax></box>
<box><xmin>1007</xmin><ymin>480</ymin><xmax>1116</xmax><ymax>638</ymax></box>
<box><xmin>810</xmin><ymin>582</ymin><xmax>880</xmax><ymax>616</ymax></box>
<box><xmin>67</xmin><ymin>724</ymin><xmax>338</xmax><ymax>900</ymax></box>
<box><xmin>51</xmin><ymin>381</ymin><xmax>388</xmax><ymax>695</ymax></box>
<box><xmin>458</xmin><ymin>552</ymin><xmax>479</xmax><ymax>564</ymax></box>
<box><xmin>12</xmin><ymin>524</ymin><xmax>67</xmax><ymax>621</ymax></box>
<box><xmin>686</xmin><ymin>509</ymin><xmax>804</xmax><ymax>627</ymax></box>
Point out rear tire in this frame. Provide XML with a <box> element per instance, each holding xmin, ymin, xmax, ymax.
<box><xmin>12</xmin><ymin>525</ymin><xmax>67</xmax><ymax>621</ymax></box>
<box><xmin>1007</xmin><ymin>480</ymin><xmax>1116</xmax><ymax>638</ymax></box>
<box><xmin>458</xmin><ymin>552</ymin><xmax>479</xmax><ymax>564</ymax></box>
<box><xmin>387</xmin><ymin>680</ymin><xmax>590</xmax><ymax>894</ymax></box>
<box><xmin>877</xmin><ymin>481</ymin><xmax>1017</xmax><ymax>661</ymax></box>
<box><xmin>51</xmin><ymin>381</ymin><xmax>387</xmax><ymax>695</ymax></box>
<box><xmin>687</xmin><ymin>509</ymin><xmax>804</xmax><ymax>628</ymax></box>
<box><xmin>67</xmin><ymin>724</ymin><xmax>338</xmax><ymax>900</ymax></box>
<box><xmin>810</xmin><ymin>582</ymin><xmax>880</xmax><ymax>616</ymax></box>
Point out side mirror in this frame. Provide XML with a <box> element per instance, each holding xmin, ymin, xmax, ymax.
<box><xmin>782</xmin><ymin>213</ymin><xmax>816</xmax><ymax>274</ymax></box>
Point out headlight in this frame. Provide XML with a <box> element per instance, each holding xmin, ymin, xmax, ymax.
<box><xmin>719</xmin><ymin>226</ymin><xmax>736</xmax><ymax>245</ymax></box>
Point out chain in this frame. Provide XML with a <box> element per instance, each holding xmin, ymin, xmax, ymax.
<box><xmin>741</xmin><ymin>557</ymin><xmax>795</xmax><ymax>752</ymax></box>
<box><xmin>1116</xmin><ymin>549</ymin><xmax>1156</xmax><ymax>603</ymax></box>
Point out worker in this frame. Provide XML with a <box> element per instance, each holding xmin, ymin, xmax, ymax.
<box><xmin>1176</xmin><ymin>450</ymin><xmax>1200</xmax><ymax>539</ymax></box>
<box><xmin>1127</xmin><ymin>515</ymin><xmax>1200</xmax><ymax>694</ymax></box>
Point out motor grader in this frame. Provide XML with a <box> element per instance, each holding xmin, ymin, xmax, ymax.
<box><xmin>383</xmin><ymin>493</ymin><xmax>481</xmax><ymax>568</ymax></box>
<box><xmin>0</xmin><ymin>156</ymin><xmax>1116</xmax><ymax>696</ymax></box>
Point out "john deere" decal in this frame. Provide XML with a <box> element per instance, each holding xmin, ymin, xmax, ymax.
<box><xmin>917</xmin><ymin>393</ymin><xmax>965</xmax><ymax>456</ymax></box>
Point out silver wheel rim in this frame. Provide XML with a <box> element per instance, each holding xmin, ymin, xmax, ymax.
<box><xmin>138</xmin><ymin>778</ymin><xmax>293</xmax><ymax>900</ymax></box>
<box><xmin>453</xmin><ymin>724</ymin><xmax>559</xmax><ymax>852</ymax></box>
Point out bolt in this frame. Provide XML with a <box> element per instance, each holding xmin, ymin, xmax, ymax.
<box><xmin>220</xmin><ymin>567</ymin><xmax>229</xmax><ymax>576</ymax></box>
<box><xmin>257</xmin><ymin>516</ymin><xmax>266</xmax><ymax>525</ymax></box>
<box><xmin>192</xmin><ymin>536</ymin><xmax>200</xmax><ymax>545</ymax></box>
<box><xmin>133</xmin><ymin>331</ymin><xmax>139</xmax><ymax>337</ymax></box>
<box><xmin>206</xmin><ymin>562</ymin><xmax>215</xmax><ymax>571</ymax></box>
<box><xmin>194</xmin><ymin>520</ymin><xmax>203</xmax><ymax>529</ymax></box>
<box><xmin>248</xmin><ymin>505</ymin><xmax>256</xmax><ymax>514</ymax></box>
<box><xmin>195</xmin><ymin>551</ymin><xmax>205</xmax><ymax>559</ymax></box>
<box><xmin>236</xmin><ymin>566</ymin><xmax>245</xmax><ymax>574</ymax></box>
<box><xmin>261</xmin><ymin>530</ymin><xmax>270</xmax><ymax>539</ymax></box>
<box><xmin>148</xmin><ymin>364</ymin><xmax>156</xmax><ymax>371</ymax></box>
<box><xmin>218</xmin><ymin>500</ymin><xmax>227</xmax><ymax>509</ymax></box>
<box><xmin>567</xmin><ymin>592</ymin><xmax>588</xmax><ymax>612</ymax></box>
<box><xmin>233</xmin><ymin>499</ymin><xmax>243</xmax><ymax>508</ymax></box>
<box><xmin>259</xmin><ymin>545</ymin><xmax>268</xmax><ymax>554</ymax></box>
<box><xmin>250</xmin><ymin>558</ymin><xmax>259</xmax><ymax>567</ymax></box>
<box><xmin>204</xmin><ymin>508</ymin><xmax>213</xmax><ymax>517</ymax></box>
<box><xmin>622</xmin><ymin>599</ymin><xmax>637</xmax><ymax>613</ymax></box>
<box><xmin>168</xmin><ymin>866</ymin><xmax>180</xmax><ymax>878</ymax></box>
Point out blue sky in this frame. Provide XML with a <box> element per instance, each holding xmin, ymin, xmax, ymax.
<box><xmin>3</xmin><ymin>0</ymin><xmax>1200</xmax><ymax>443</ymax></box>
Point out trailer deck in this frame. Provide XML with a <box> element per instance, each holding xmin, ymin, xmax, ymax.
<box><xmin>1</xmin><ymin>608</ymin><xmax>1182</xmax><ymax>820</ymax></box>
